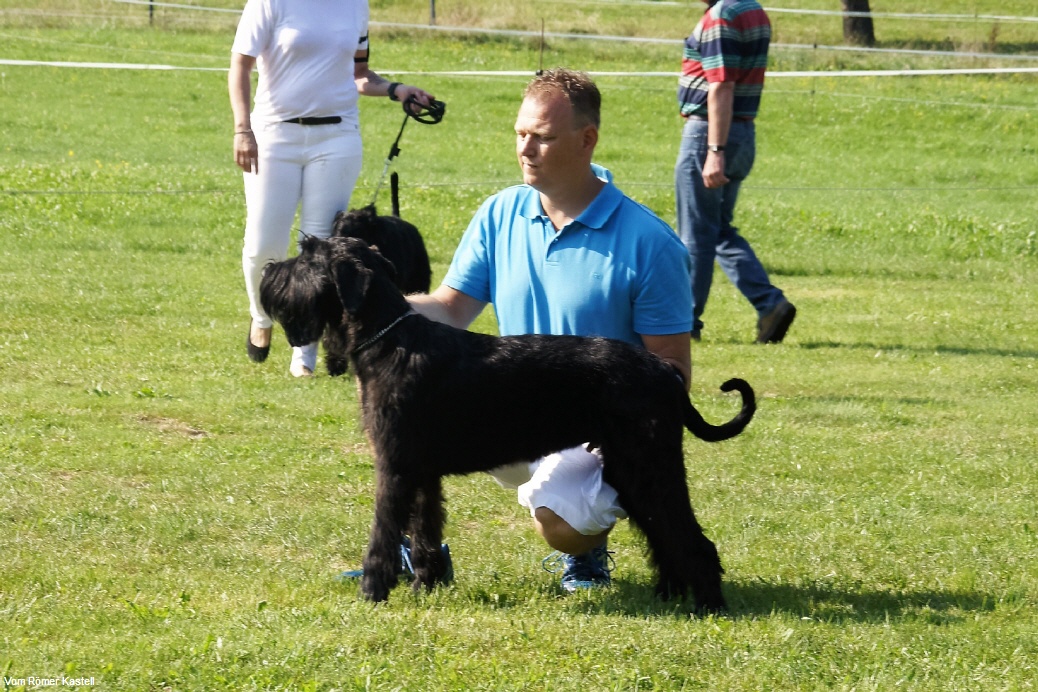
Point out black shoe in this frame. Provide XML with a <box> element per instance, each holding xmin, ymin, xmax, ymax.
<box><xmin>246</xmin><ymin>320</ymin><xmax>270</xmax><ymax>363</ymax></box>
<box><xmin>756</xmin><ymin>299</ymin><xmax>796</xmax><ymax>344</ymax></box>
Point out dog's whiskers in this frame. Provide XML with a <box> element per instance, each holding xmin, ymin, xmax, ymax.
<box><xmin>352</xmin><ymin>310</ymin><xmax>416</xmax><ymax>354</ymax></box>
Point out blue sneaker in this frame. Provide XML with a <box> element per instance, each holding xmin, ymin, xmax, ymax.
<box><xmin>543</xmin><ymin>545</ymin><xmax>614</xmax><ymax>592</ymax></box>
<box><xmin>337</xmin><ymin>536</ymin><xmax>453</xmax><ymax>583</ymax></box>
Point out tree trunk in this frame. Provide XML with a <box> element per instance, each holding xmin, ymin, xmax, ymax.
<box><xmin>841</xmin><ymin>0</ymin><xmax>876</xmax><ymax>46</ymax></box>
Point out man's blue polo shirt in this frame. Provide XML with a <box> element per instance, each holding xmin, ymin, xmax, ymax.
<box><xmin>443</xmin><ymin>167</ymin><xmax>693</xmax><ymax>345</ymax></box>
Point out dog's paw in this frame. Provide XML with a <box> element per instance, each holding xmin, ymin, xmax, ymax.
<box><xmin>325</xmin><ymin>355</ymin><xmax>350</xmax><ymax>377</ymax></box>
<box><xmin>693</xmin><ymin>592</ymin><xmax>728</xmax><ymax>616</ymax></box>
<box><xmin>360</xmin><ymin>574</ymin><xmax>392</xmax><ymax>603</ymax></box>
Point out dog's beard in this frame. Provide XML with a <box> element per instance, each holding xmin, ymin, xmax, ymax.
<box><xmin>260</xmin><ymin>250</ymin><xmax>342</xmax><ymax>348</ymax></box>
<box><xmin>279</xmin><ymin>317</ymin><xmax>325</xmax><ymax>347</ymax></box>
<box><xmin>269</xmin><ymin>290</ymin><xmax>340</xmax><ymax>347</ymax></box>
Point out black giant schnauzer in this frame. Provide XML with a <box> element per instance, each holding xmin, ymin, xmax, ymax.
<box><xmin>260</xmin><ymin>236</ymin><xmax>756</xmax><ymax>613</ymax></box>
<box><xmin>322</xmin><ymin>204</ymin><xmax>430</xmax><ymax>376</ymax></box>
<box><xmin>330</xmin><ymin>204</ymin><xmax>431</xmax><ymax>295</ymax></box>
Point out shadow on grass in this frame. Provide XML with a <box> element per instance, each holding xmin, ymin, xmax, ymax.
<box><xmin>533</xmin><ymin>578</ymin><xmax>994</xmax><ymax>623</ymax></box>
<box><xmin>331</xmin><ymin>574</ymin><xmax>994</xmax><ymax>624</ymax></box>
<box><xmin>720</xmin><ymin>578</ymin><xmax>995</xmax><ymax>623</ymax></box>
<box><xmin>800</xmin><ymin>339</ymin><xmax>1038</xmax><ymax>361</ymax></box>
<box><xmin>876</xmin><ymin>39</ymin><xmax>1038</xmax><ymax>57</ymax></box>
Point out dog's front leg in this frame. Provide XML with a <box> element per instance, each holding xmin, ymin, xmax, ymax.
<box><xmin>408</xmin><ymin>477</ymin><xmax>449</xmax><ymax>591</ymax></box>
<box><xmin>360</xmin><ymin>466</ymin><xmax>417</xmax><ymax>603</ymax></box>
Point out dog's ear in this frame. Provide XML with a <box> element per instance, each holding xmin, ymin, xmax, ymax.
<box><xmin>367</xmin><ymin>244</ymin><xmax>399</xmax><ymax>282</ymax></box>
<box><xmin>331</xmin><ymin>254</ymin><xmax>369</xmax><ymax>315</ymax></box>
<box><xmin>298</xmin><ymin>233</ymin><xmax>324</xmax><ymax>254</ymax></box>
<box><xmin>330</xmin><ymin>210</ymin><xmax>349</xmax><ymax>236</ymax></box>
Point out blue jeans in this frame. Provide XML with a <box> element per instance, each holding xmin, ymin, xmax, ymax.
<box><xmin>674</xmin><ymin>118</ymin><xmax>784</xmax><ymax>335</ymax></box>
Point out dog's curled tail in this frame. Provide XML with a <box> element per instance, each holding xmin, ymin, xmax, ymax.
<box><xmin>683</xmin><ymin>378</ymin><xmax>756</xmax><ymax>442</ymax></box>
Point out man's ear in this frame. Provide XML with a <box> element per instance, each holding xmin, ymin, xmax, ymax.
<box><xmin>582</xmin><ymin>124</ymin><xmax>599</xmax><ymax>152</ymax></box>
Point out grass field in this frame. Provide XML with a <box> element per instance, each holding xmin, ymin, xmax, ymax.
<box><xmin>1</xmin><ymin>1</ymin><xmax>1037</xmax><ymax>690</ymax></box>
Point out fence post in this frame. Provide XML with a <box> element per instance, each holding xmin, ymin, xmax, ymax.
<box><xmin>429</xmin><ymin>0</ymin><xmax>436</xmax><ymax>26</ymax></box>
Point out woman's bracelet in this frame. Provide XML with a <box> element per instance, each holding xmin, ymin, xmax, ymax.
<box><xmin>235</xmin><ymin>129</ymin><xmax>253</xmax><ymax>135</ymax></box>
<box><xmin>387</xmin><ymin>82</ymin><xmax>402</xmax><ymax>102</ymax></box>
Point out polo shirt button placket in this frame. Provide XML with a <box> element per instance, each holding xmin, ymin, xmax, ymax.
<box><xmin>544</xmin><ymin>218</ymin><xmax>560</xmax><ymax>260</ymax></box>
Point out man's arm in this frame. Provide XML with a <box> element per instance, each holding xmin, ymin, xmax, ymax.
<box><xmin>407</xmin><ymin>285</ymin><xmax>487</xmax><ymax>330</ymax></box>
<box><xmin>641</xmin><ymin>333</ymin><xmax>692</xmax><ymax>392</ymax></box>
<box><xmin>703</xmin><ymin>80</ymin><xmax>734</xmax><ymax>189</ymax></box>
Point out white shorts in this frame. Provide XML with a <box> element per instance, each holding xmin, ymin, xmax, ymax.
<box><xmin>489</xmin><ymin>445</ymin><xmax>628</xmax><ymax>535</ymax></box>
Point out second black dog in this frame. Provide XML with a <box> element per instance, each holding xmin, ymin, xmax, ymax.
<box><xmin>260</xmin><ymin>236</ymin><xmax>756</xmax><ymax>613</ymax></box>
<box><xmin>323</xmin><ymin>204</ymin><xmax>431</xmax><ymax>375</ymax></box>
<box><xmin>331</xmin><ymin>204</ymin><xmax>431</xmax><ymax>295</ymax></box>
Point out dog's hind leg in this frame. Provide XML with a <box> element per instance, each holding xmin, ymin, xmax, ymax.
<box><xmin>360</xmin><ymin>466</ymin><xmax>419</xmax><ymax>602</ymax></box>
<box><xmin>407</xmin><ymin>477</ymin><xmax>451</xmax><ymax>591</ymax></box>
<box><xmin>603</xmin><ymin>438</ymin><xmax>727</xmax><ymax>614</ymax></box>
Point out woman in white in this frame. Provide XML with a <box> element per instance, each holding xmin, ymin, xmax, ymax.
<box><xmin>230</xmin><ymin>0</ymin><xmax>434</xmax><ymax>376</ymax></box>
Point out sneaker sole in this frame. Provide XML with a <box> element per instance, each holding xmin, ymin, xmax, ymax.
<box><xmin>560</xmin><ymin>578</ymin><xmax>611</xmax><ymax>593</ymax></box>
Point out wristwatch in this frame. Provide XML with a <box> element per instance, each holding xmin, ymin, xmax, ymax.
<box><xmin>708</xmin><ymin>144</ymin><xmax>725</xmax><ymax>153</ymax></box>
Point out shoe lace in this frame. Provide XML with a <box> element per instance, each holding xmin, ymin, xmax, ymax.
<box><xmin>399</xmin><ymin>536</ymin><xmax>414</xmax><ymax>575</ymax></box>
<box><xmin>541</xmin><ymin>551</ymin><xmax>567</xmax><ymax>575</ymax></box>
<box><xmin>542</xmin><ymin>547</ymin><xmax>615</xmax><ymax>579</ymax></box>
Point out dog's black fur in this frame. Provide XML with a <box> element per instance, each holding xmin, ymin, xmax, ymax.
<box><xmin>322</xmin><ymin>204</ymin><xmax>431</xmax><ymax>375</ymax></box>
<box><xmin>260</xmin><ymin>236</ymin><xmax>756</xmax><ymax>613</ymax></box>
<box><xmin>331</xmin><ymin>204</ymin><xmax>431</xmax><ymax>295</ymax></box>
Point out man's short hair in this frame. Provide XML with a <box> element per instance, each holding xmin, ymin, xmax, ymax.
<box><xmin>523</xmin><ymin>68</ymin><xmax>601</xmax><ymax>129</ymax></box>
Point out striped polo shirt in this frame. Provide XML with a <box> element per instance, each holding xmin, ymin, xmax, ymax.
<box><xmin>677</xmin><ymin>0</ymin><xmax>771</xmax><ymax>119</ymax></box>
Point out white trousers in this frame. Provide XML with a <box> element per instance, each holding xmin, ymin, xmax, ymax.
<box><xmin>490</xmin><ymin>445</ymin><xmax>628</xmax><ymax>536</ymax></box>
<box><xmin>242</xmin><ymin>120</ymin><xmax>364</xmax><ymax>331</ymax></box>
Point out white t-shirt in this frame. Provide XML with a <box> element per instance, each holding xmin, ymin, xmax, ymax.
<box><xmin>231</xmin><ymin>0</ymin><xmax>369</xmax><ymax>127</ymax></box>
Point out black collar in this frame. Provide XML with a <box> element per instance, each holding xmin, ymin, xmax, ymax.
<box><xmin>351</xmin><ymin>311</ymin><xmax>415</xmax><ymax>354</ymax></box>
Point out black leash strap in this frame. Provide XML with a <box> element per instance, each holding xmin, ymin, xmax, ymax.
<box><xmin>371</xmin><ymin>96</ymin><xmax>446</xmax><ymax>208</ymax></box>
<box><xmin>404</xmin><ymin>96</ymin><xmax>446</xmax><ymax>125</ymax></box>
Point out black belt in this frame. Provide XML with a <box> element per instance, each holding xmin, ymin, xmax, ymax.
<box><xmin>282</xmin><ymin>116</ymin><xmax>342</xmax><ymax>125</ymax></box>
<box><xmin>686</xmin><ymin>114</ymin><xmax>754</xmax><ymax>122</ymax></box>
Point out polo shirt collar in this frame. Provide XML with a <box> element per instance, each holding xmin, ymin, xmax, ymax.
<box><xmin>518</xmin><ymin>164</ymin><xmax>623</xmax><ymax>231</ymax></box>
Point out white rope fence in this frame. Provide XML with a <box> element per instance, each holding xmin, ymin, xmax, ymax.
<box><xmin>5</xmin><ymin>1</ymin><xmax>1037</xmax><ymax>64</ymax></box>
<box><xmin>107</xmin><ymin>0</ymin><xmax>1038</xmax><ymax>24</ymax></box>
<box><xmin>85</xmin><ymin>1</ymin><xmax>1038</xmax><ymax>63</ymax></box>
<box><xmin>5</xmin><ymin>58</ymin><xmax>1038</xmax><ymax>79</ymax></box>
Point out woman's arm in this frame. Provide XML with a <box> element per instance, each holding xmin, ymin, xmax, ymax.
<box><xmin>228</xmin><ymin>52</ymin><xmax>258</xmax><ymax>173</ymax></box>
<box><xmin>353</xmin><ymin>48</ymin><xmax>435</xmax><ymax>106</ymax></box>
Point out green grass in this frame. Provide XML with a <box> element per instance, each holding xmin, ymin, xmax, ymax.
<box><xmin>1</xmin><ymin>2</ymin><xmax>1037</xmax><ymax>689</ymax></box>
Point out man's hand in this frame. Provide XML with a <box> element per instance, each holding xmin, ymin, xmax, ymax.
<box><xmin>702</xmin><ymin>150</ymin><xmax>729</xmax><ymax>189</ymax></box>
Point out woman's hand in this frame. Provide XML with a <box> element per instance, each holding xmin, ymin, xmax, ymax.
<box><xmin>393</xmin><ymin>84</ymin><xmax>435</xmax><ymax>111</ymax></box>
<box><xmin>233</xmin><ymin>130</ymin><xmax>258</xmax><ymax>174</ymax></box>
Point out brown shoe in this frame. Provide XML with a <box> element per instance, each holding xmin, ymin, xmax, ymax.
<box><xmin>756</xmin><ymin>300</ymin><xmax>796</xmax><ymax>344</ymax></box>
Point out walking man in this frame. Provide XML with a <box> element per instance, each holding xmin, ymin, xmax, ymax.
<box><xmin>675</xmin><ymin>0</ymin><xmax>796</xmax><ymax>343</ymax></box>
